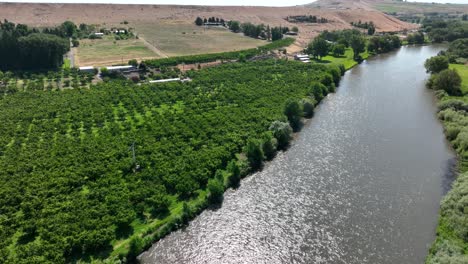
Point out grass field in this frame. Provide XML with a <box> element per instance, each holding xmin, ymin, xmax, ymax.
<box><xmin>321</xmin><ymin>48</ymin><xmax>370</xmax><ymax>70</ymax></box>
<box><xmin>76</xmin><ymin>35</ymin><xmax>159</xmax><ymax>66</ymax></box>
<box><xmin>450</xmin><ymin>64</ymin><xmax>468</xmax><ymax>94</ymax></box>
<box><xmin>134</xmin><ymin>22</ymin><xmax>266</xmax><ymax>57</ymax></box>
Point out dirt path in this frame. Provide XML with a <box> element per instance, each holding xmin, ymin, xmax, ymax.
<box><xmin>138</xmin><ymin>35</ymin><xmax>168</xmax><ymax>59</ymax></box>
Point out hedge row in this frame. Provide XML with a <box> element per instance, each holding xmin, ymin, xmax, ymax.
<box><xmin>144</xmin><ymin>38</ymin><xmax>295</xmax><ymax>68</ymax></box>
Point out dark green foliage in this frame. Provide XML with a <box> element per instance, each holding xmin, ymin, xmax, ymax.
<box><xmin>319</xmin><ymin>29</ymin><xmax>362</xmax><ymax>48</ymax></box>
<box><xmin>306</xmin><ymin>37</ymin><xmax>329</xmax><ymax>60</ymax></box>
<box><xmin>271</xmin><ymin>27</ymin><xmax>283</xmax><ymax>41</ymax></box>
<box><xmin>0</xmin><ymin>20</ymin><xmax>70</xmax><ymax>70</ymax></box>
<box><xmin>261</xmin><ymin>132</ymin><xmax>278</xmax><ymax>160</ymax></box>
<box><xmin>128</xmin><ymin>236</ymin><xmax>144</xmax><ymax>260</ymax></box>
<box><xmin>350</xmin><ymin>35</ymin><xmax>366</xmax><ymax>61</ymax></box>
<box><xmin>269</xmin><ymin>121</ymin><xmax>293</xmax><ymax>150</ymax></box>
<box><xmin>428</xmin><ymin>69</ymin><xmax>462</xmax><ymax>95</ymax></box>
<box><xmin>0</xmin><ymin>60</ymin><xmax>338</xmax><ymax>262</ymax></box>
<box><xmin>144</xmin><ymin>38</ymin><xmax>294</xmax><ymax>68</ymax></box>
<box><xmin>423</xmin><ymin>19</ymin><xmax>468</xmax><ymax>43</ymax></box>
<box><xmin>228</xmin><ymin>21</ymin><xmax>241</xmax><ymax>33</ymax></box>
<box><xmin>350</xmin><ymin>20</ymin><xmax>376</xmax><ymax>35</ymax></box>
<box><xmin>195</xmin><ymin>17</ymin><xmax>204</xmax><ymax>26</ymax></box>
<box><xmin>406</xmin><ymin>32</ymin><xmax>425</xmax><ymax>45</ymax></box>
<box><xmin>128</xmin><ymin>59</ymin><xmax>138</xmax><ymax>67</ymax></box>
<box><xmin>331</xmin><ymin>44</ymin><xmax>345</xmax><ymax>57</ymax></box>
<box><xmin>425</xmin><ymin>55</ymin><xmax>449</xmax><ymax>74</ymax></box>
<box><xmin>284</xmin><ymin>99</ymin><xmax>302</xmax><ymax>131</ymax></box>
<box><xmin>245</xmin><ymin>138</ymin><xmax>264</xmax><ymax>170</ymax></box>
<box><xmin>207</xmin><ymin>178</ymin><xmax>224</xmax><ymax>204</ymax></box>
<box><xmin>367</xmin><ymin>35</ymin><xmax>401</xmax><ymax>54</ymax></box>
<box><xmin>446</xmin><ymin>38</ymin><xmax>468</xmax><ymax>59</ymax></box>
<box><xmin>227</xmin><ymin>160</ymin><xmax>241</xmax><ymax>188</ymax></box>
<box><xmin>301</xmin><ymin>97</ymin><xmax>316</xmax><ymax>118</ymax></box>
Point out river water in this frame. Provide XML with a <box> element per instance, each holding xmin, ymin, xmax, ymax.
<box><xmin>139</xmin><ymin>45</ymin><xmax>455</xmax><ymax>264</ymax></box>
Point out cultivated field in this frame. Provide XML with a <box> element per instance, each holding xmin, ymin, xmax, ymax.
<box><xmin>135</xmin><ymin>22</ymin><xmax>266</xmax><ymax>57</ymax></box>
<box><xmin>76</xmin><ymin>36</ymin><xmax>158</xmax><ymax>66</ymax></box>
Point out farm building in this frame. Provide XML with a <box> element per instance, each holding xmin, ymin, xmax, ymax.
<box><xmin>106</xmin><ymin>65</ymin><xmax>136</xmax><ymax>72</ymax></box>
<box><xmin>79</xmin><ymin>66</ymin><xmax>96</xmax><ymax>72</ymax></box>
<box><xmin>294</xmin><ymin>54</ymin><xmax>310</xmax><ymax>63</ymax></box>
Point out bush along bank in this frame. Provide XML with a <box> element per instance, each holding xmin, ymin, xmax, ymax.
<box><xmin>425</xmin><ymin>38</ymin><xmax>468</xmax><ymax>263</ymax></box>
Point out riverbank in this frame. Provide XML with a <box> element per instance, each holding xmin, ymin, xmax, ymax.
<box><xmin>427</xmin><ymin>63</ymin><xmax>468</xmax><ymax>263</ymax></box>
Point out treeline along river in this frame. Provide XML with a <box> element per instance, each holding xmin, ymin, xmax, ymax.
<box><xmin>139</xmin><ymin>45</ymin><xmax>455</xmax><ymax>263</ymax></box>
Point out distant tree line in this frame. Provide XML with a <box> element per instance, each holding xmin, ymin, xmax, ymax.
<box><xmin>422</xmin><ymin>18</ymin><xmax>468</xmax><ymax>43</ymax></box>
<box><xmin>350</xmin><ymin>20</ymin><xmax>376</xmax><ymax>35</ymax></box>
<box><xmin>194</xmin><ymin>16</ymin><xmax>292</xmax><ymax>41</ymax></box>
<box><xmin>195</xmin><ymin>16</ymin><xmax>226</xmax><ymax>26</ymax></box>
<box><xmin>0</xmin><ymin>20</ymin><xmax>70</xmax><ymax>71</ymax></box>
<box><xmin>286</xmin><ymin>15</ymin><xmax>328</xmax><ymax>24</ymax></box>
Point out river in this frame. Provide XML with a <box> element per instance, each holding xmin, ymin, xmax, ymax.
<box><xmin>139</xmin><ymin>45</ymin><xmax>455</xmax><ymax>264</ymax></box>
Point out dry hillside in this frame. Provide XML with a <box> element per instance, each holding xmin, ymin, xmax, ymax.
<box><xmin>0</xmin><ymin>2</ymin><xmax>417</xmax><ymax>53</ymax></box>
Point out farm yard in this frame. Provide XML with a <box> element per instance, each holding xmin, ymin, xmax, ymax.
<box><xmin>76</xmin><ymin>35</ymin><xmax>159</xmax><ymax>66</ymax></box>
<box><xmin>133</xmin><ymin>22</ymin><xmax>267</xmax><ymax>57</ymax></box>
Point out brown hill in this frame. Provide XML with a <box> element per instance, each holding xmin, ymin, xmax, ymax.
<box><xmin>0</xmin><ymin>2</ymin><xmax>416</xmax><ymax>53</ymax></box>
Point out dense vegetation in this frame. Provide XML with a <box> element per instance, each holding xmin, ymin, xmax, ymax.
<box><xmin>422</xmin><ymin>19</ymin><xmax>468</xmax><ymax>43</ymax></box>
<box><xmin>0</xmin><ymin>59</ymin><xmax>341</xmax><ymax>263</ymax></box>
<box><xmin>425</xmin><ymin>38</ymin><xmax>468</xmax><ymax>263</ymax></box>
<box><xmin>143</xmin><ymin>38</ymin><xmax>294</xmax><ymax>68</ymax></box>
<box><xmin>0</xmin><ymin>20</ymin><xmax>70</xmax><ymax>70</ymax></box>
<box><xmin>367</xmin><ymin>35</ymin><xmax>402</xmax><ymax>54</ymax></box>
<box><xmin>286</xmin><ymin>15</ymin><xmax>328</xmax><ymax>24</ymax></box>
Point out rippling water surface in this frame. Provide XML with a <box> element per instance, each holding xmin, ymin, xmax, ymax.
<box><xmin>139</xmin><ymin>45</ymin><xmax>455</xmax><ymax>264</ymax></box>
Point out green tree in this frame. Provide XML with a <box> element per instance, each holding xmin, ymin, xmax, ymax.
<box><xmin>307</xmin><ymin>37</ymin><xmax>329</xmax><ymax>60</ymax></box>
<box><xmin>228</xmin><ymin>21</ymin><xmax>241</xmax><ymax>33</ymax></box>
<box><xmin>227</xmin><ymin>160</ymin><xmax>241</xmax><ymax>188</ymax></box>
<box><xmin>128</xmin><ymin>59</ymin><xmax>138</xmax><ymax>67</ymax></box>
<box><xmin>331</xmin><ymin>44</ymin><xmax>345</xmax><ymax>57</ymax></box>
<box><xmin>261</xmin><ymin>132</ymin><xmax>277</xmax><ymax>160</ymax></box>
<box><xmin>301</xmin><ymin>97</ymin><xmax>316</xmax><ymax>118</ymax></box>
<box><xmin>424</xmin><ymin>55</ymin><xmax>449</xmax><ymax>74</ymax></box>
<box><xmin>431</xmin><ymin>69</ymin><xmax>462</xmax><ymax>96</ymax></box>
<box><xmin>60</xmin><ymin>21</ymin><xmax>77</xmax><ymax>38</ymax></box>
<box><xmin>292</xmin><ymin>26</ymin><xmax>299</xmax><ymax>33</ymax></box>
<box><xmin>284</xmin><ymin>99</ymin><xmax>302</xmax><ymax>131</ymax></box>
<box><xmin>245</xmin><ymin>138</ymin><xmax>264</xmax><ymax>170</ymax></box>
<box><xmin>195</xmin><ymin>17</ymin><xmax>204</xmax><ymax>26</ymax></box>
<box><xmin>350</xmin><ymin>35</ymin><xmax>366</xmax><ymax>61</ymax></box>
<box><xmin>207</xmin><ymin>178</ymin><xmax>224</xmax><ymax>204</ymax></box>
<box><xmin>269</xmin><ymin>121</ymin><xmax>293</xmax><ymax>150</ymax></box>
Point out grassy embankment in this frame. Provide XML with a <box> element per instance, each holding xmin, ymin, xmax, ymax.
<box><xmin>321</xmin><ymin>48</ymin><xmax>369</xmax><ymax>70</ymax></box>
<box><xmin>427</xmin><ymin>63</ymin><xmax>468</xmax><ymax>263</ymax></box>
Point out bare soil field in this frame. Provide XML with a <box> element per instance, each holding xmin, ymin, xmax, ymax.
<box><xmin>0</xmin><ymin>2</ymin><xmax>417</xmax><ymax>55</ymax></box>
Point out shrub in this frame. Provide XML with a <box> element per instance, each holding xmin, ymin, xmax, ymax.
<box><xmin>245</xmin><ymin>138</ymin><xmax>264</xmax><ymax>170</ymax></box>
<box><xmin>207</xmin><ymin>178</ymin><xmax>224</xmax><ymax>204</ymax></box>
<box><xmin>432</xmin><ymin>69</ymin><xmax>462</xmax><ymax>96</ymax></box>
<box><xmin>269</xmin><ymin>121</ymin><xmax>293</xmax><ymax>149</ymax></box>
<box><xmin>284</xmin><ymin>99</ymin><xmax>302</xmax><ymax>131</ymax></box>
<box><xmin>227</xmin><ymin>160</ymin><xmax>241</xmax><ymax>188</ymax></box>
<box><xmin>301</xmin><ymin>97</ymin><xmax>316</xmax><ymax>118</ymax></box>
<box><xmin>261</xmin><ymin>132</ymin><xmax>278</xmax><ymax>160</ymax></box>
<box><xmin>425</xmin><ymin>56</ymin><xmax>449</xmax><ymax>74</ymax></box>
